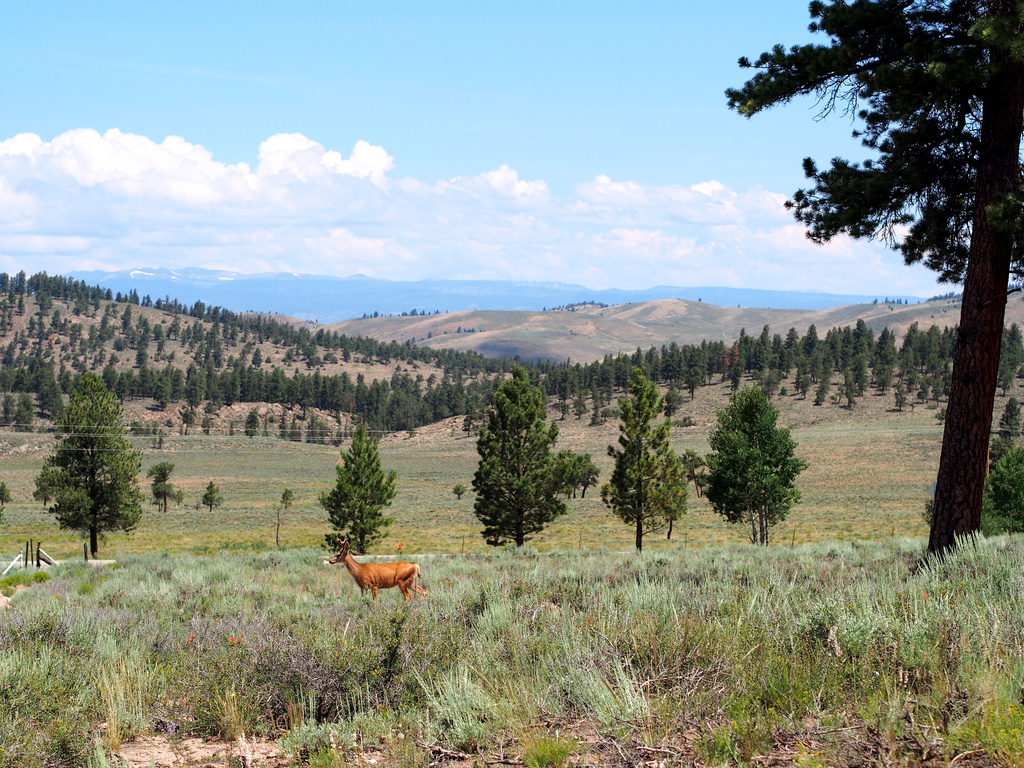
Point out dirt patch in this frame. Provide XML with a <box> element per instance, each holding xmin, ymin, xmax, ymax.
<box><xmin>115</xmin><ymin>734</ymin><xmax>287</xmax><ymax>768</ymax></box>
<box><xmin>0</xmin><ymin>584</ymin><xmax>28</xmax><ymax>611</ymax></box>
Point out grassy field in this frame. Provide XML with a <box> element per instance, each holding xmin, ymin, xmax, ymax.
<box><xmin>0</xmin><ymin>371</ymin><xmax>945</xmax><ymax>562</ymax></box>
<box><xmin>3</xmin><ymin>369</ymin><xmax>1020</xmax><ymax>767</ymax></box>
<box><xmin>2</xmin><ymin>538</ymin><xmax>1023</xmax><ymax>767</ymax></box>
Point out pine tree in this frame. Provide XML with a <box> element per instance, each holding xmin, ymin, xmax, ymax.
<box><xmin>729</xmin><ymin>0</ymin><xmax>1024</xmax><ymax>554</ymax></box>
<box><xmin>319</xmin><ymin>424</ymin><xmax>396</xmax><ymax>553</ymax></box>
<box><xmin>602</xmin><ymin>367</ymin><xmax>687</xmax><ymax>551</ymax></box>
<box><xmin>245</xmin><ymin>408</ymin><xmax>260</xmax><ymax>438</ymax></box>
<box><xmin>472</xmin><ymin>366</ymin><xmax>566</xmax><ymax>547</ymax></box>
<box><xmin>33</xmin><ymin>373</ymin><xmax>143</xmax><ymax>557</ymax></box>
<box><xmin>146</xmin><ymin>461</ymin><xmax>176</xmax><ymax>514</ymax></box>
<box><xmin>999</xmin><ymin>397</ymin><xmax>1022</xmax><ymax>440</ymax></box>
<box><xmin>201</xmin><ymin>481</ymin><xmax>223</xmax><ymax>513</ymax></box>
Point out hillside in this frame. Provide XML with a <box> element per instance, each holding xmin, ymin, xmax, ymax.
<box><xmin>329</xmin><ymin>295</ymin><xmax>989</xmax><ymax>362</ymax></box>
<box><xmin>70</xmin><ymin>267</ymin><xmax>919</xmax><ymax>322</ymax></box>
<box><xmin>0</xmin><ymin>271</ymin><xmax>1007</xmax><ymax>447</ymax></box>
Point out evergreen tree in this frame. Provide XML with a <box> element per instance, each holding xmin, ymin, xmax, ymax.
<box><xmin>245</xmin><ymin>407</ymin><xmax>260</xmax><ymax>438</ymax></box>
<box><xmin>601</xmin><ymin>367</ymin><xmax>687</xmax><ymax>551</ymax></box>
<box><xmin>472</xmin><ymin>366</ymin><xmax>566</xmax><ymax>547</ymax></box>
<box><xmin>146</xmin><ymin>461</ymin><xmax>176</xmax><ymax>514</ymax></box>
<box><xmin>814</xmin><ymin>371</ymin><xmax>831</xmax><ymax>406</ymax></box>
<box><xmin>705</xmin><ymin>387</ymin><xmax>808</xmax><ymax>546</ymax></box>
<box><xmin>319</xmin><ymin>423</ymin><xmax>396</xmax><ymax>553</ymax></box>
<box><xmin>33</xmin><ymin>373</ymin><xmax>143</xmax><ymax>557</ymax></box>
<box><xmin>663</xmin><ymin>384</ymin><xmax>683</xmax><ymax>417</ymax></box>
<box><xmin>572</xmin><ymin>391</ymin><xmax>588</xmax><ymax>420</ymax></box>
<box><xmin>13</xmin><ymin>392</ymin><xmax>34</xmax><ymax>432</ymax></box>
<box><xmin>558</xmin><ymin>451</ymin><xmax>601</xmax><ymax>499</ymax></box>
<box><xmin>729</xmin><ymin>0</ymin><xmax>1024</xmax><ymax>554</ymax></box>
<box><xmin>895</xmin><ymin>383</ymin><xmax>908</xmax><ymax>413</ymax></box>
<box><xmin>201</xmin><ymin>481</ymin><xmax>223</xmax><ymax>513</ymax></box>
<box><xmin>1000</xmin><ymin>396</ymin><xmax>1022</xmax><ymax>440</ymax></box>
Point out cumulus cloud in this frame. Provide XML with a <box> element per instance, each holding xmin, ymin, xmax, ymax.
<box><xmin>0</xmin><ymin>128</ymin><xmax>940</xmax><ymax>295</ymax></box>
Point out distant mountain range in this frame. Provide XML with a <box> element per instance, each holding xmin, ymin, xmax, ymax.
<box><xmin>69</xmin><ymin>267</ymin><xmax>926</xmax><ymax>323</ymax></box>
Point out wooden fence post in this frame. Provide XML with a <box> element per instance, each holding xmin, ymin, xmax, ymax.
<box><xmin>84</xmin><ymin>543</ymin><xmax>88</xmax><ymax>563</ymax></box>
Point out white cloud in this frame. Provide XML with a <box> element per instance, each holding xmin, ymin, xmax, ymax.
<box><xmin>0</xmin><ymin>128</ymin><xmax>941</xmax><ymax>296</ymax></box>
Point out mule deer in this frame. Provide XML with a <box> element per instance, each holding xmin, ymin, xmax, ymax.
<box><xmin>327</xmin><ymin>538</ymin><xmax>428</xmax><ymax>602</ymax></box>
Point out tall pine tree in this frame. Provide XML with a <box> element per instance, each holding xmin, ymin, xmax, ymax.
<box><xmin>320</xmin><ymin>424</ymin><xmax>396</xmax><ymax>554</ymax></box>
<box><xmin>728</xmin><ymin>0</ymin><xmax>1024</xmax><ymax>553</ymax></box>
<box><xmin>473</xmin><ymin>366</ymin><xmax>566</xmax><ymax>547</ymax></box>
<box><xmin>602</xmin><ymin>367</ymin><xmax>687</xmax><ymax>551</ymax></box>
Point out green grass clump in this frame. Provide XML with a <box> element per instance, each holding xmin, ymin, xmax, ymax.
<box><xmin>520</xmin><ymin>732</ymin><xmax>577</xmax><ymax>768</ymax></box>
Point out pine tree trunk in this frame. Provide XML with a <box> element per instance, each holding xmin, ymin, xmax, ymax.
<box><xmin>90</xmin><ymin>526</ymin><xmax>98</xmax><ymax>558</ymax></box>
<box><xmin>930</xmin><ymin>34</ymin><xmax>1024</xmax><ymax>554</ymax></box>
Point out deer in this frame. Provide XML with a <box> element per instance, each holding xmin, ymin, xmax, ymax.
<box><xmin>326</xmin><ymin>538</ymin><xmax>429</xmax><ymax>602</ymax></box>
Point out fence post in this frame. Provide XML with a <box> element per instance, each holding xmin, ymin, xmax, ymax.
<box><xmin>84</xmin><ymin>543</ymin><xmax>88</xmax><ymax>563</ymax></box>
<box><xmin>35</xmin><ymin>542</ymin><xmax>40</xmax><ymax>568</ymax></box>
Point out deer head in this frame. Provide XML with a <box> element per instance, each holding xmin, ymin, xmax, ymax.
<box><xmin>328</xmin><ymin>537</ymin><xmax>350</xmax><ymax>564</ymax></box>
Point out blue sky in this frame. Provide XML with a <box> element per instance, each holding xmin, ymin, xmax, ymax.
<box><xmin>0</xmin><ymin>1</ymin><xmax>944</xmax><ymax>297</ymax></box>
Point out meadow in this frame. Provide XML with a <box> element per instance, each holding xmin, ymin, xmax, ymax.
<box><xmin>0</xmin><ymin>373</ymin><xmax>942</xmax><ymax>561</ymax></box>
<box><xmin>1</xmin><ymin>368</ymin><xmax>998</xmax><ymax>767</ymax></box>
<box><xmin>2</xmin><ymin>537</ymin><xmax>1022</xmax><ymax>767</ymax></box>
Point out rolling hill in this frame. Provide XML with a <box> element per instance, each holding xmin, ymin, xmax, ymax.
<box><xmin>327</xmin><ymin>295</ymin><xmax>989</xmax><ymax>363</ymax></box>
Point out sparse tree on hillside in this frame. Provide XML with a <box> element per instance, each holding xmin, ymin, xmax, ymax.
<box><xmin>14</xmin><ymin>393</ymin><xmax>34</xmax><ymax>432</ymax></box>
<box><xmin>894</xmin><ymin>384</ymin><xmax>908</xmax><ymax>413</ymax></box>
<box><xmin>452</xmin><ymin>483</ymin><xmax>467</xmax><ymax>500</ymax></box>
<box><xmin>573</xmin><ymin>392</ymin><xmax>588</xmax><ymax>420</ymax></box>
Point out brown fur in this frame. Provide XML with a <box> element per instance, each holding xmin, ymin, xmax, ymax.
<box><xmin>328</xmin><ymin>538</ymin><xmax>429</xmax><ymax>602</ymax></box>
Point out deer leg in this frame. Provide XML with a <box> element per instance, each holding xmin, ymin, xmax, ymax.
<box><xmin>410</xmin><ymin>573</ymin><xmax>428</xmax><ymax>596</ymax></box>
<box><xmin>371</xmin><ymin>587</ymin><xmax>379</xmax><ymax>602</ymax></box>
<box><xmin>398</xmin><ymin>580</ymin><xmax>412</xmax><ymax>599</ymax></box>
